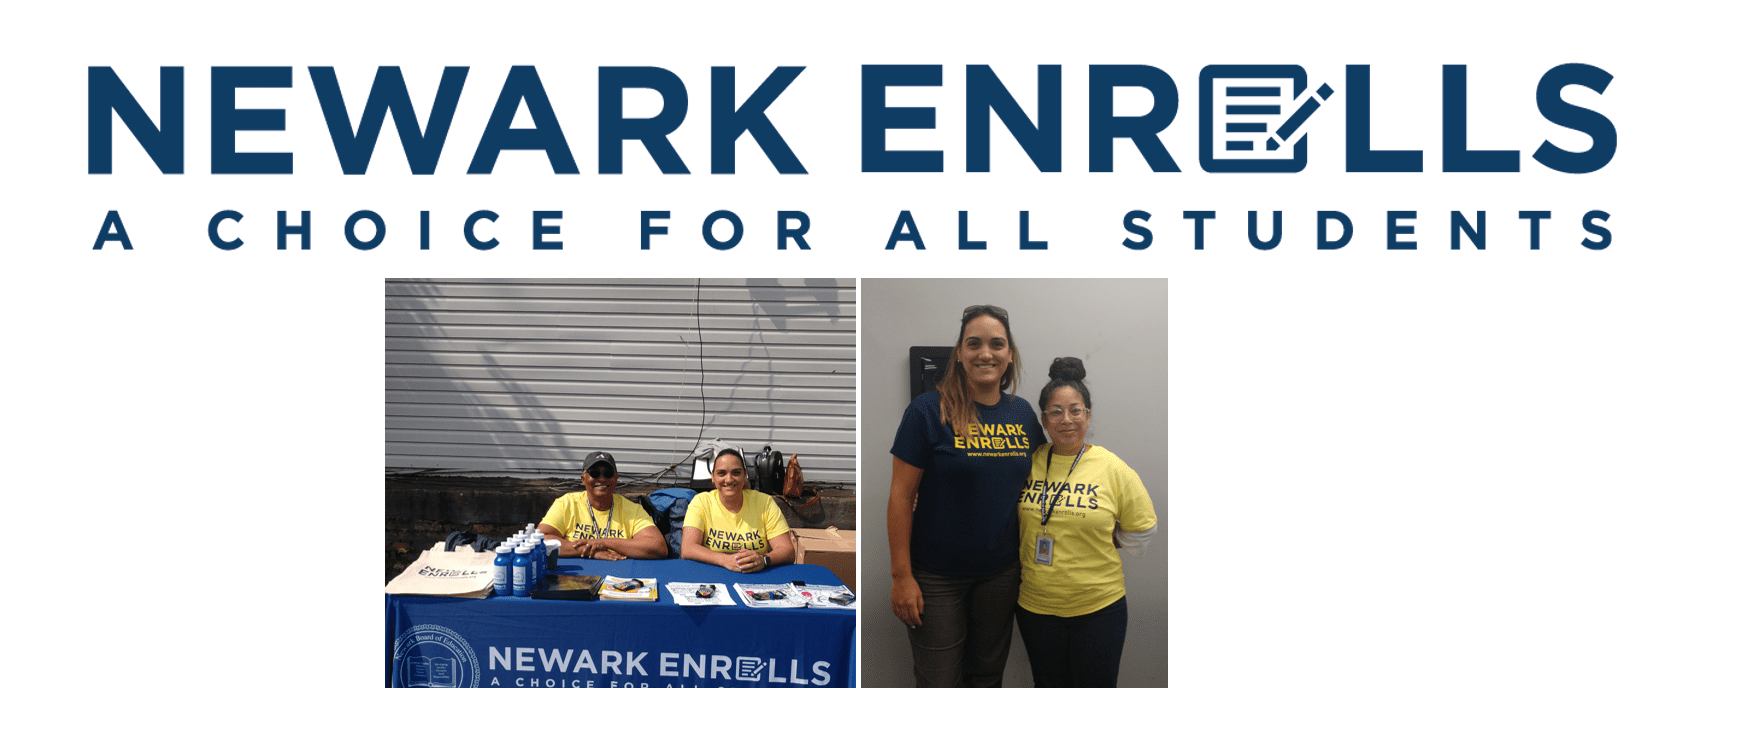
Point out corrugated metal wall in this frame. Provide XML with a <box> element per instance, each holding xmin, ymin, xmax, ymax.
<box><xmin>385</xmin><ymin>278</ymin><xmax>856</xmax><ymax>483</ymax></box>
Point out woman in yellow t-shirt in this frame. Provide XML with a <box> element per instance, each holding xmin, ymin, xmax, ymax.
<box><xmin>681</xmin><ymin>447</ymin><xmax>796</xmax><ymax>573</ymax></box>
<box><xmin>537</xmin><ymin>451</ymin><xmax>667</xmax><ymax>560</ymax></box>
<box><xmin>1016</xmin><ymin>357</ymin><xmax>1158</xmax><ymax>687</ymax></box>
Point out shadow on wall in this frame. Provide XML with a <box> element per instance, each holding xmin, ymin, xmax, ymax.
<box><xmin>386</xmin><ymin>279</ymin><xmax>574</xmax><ymax>475</ymax></box>
<box><xmin>385</xmin><ymin>277</ymin><xmax>857</xmax><ymax>481</ymax></box>
<box><xmin>717</xmin><ymin>277</ymin><xmax>851</xmax><ymax>441</ymax></box>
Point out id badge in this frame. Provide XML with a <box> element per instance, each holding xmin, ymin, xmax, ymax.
<box><xmin>1034</xmin><ymin>536</ymin><xmax>1054</xmax><ymax>565</ymax></box>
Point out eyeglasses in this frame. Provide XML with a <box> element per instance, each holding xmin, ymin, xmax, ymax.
<box><xmin>586</xmin><ymin>466</ymin><xmax>615</xmax><ymax>478</ymax></box>
<box><xmin>1044</xmin><ymin>407</ymin><xmax>1089</xmax><ymax>421</ymax></box>
<box><xmin>962</xmin><ymin>304</ymin><xmax>1009</xmax><ymax>322</ymax></box>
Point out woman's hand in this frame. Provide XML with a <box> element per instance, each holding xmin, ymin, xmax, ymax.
<box><xmin>573</xmin><ymin>539</ymin><xmax>623</xmax><ymax>559</ymax></box>
<box><xmin>887</xmin><ymin>457</ymin><xmax>926</xmax><ymax>629</ymax></box>
<box><xmin>891</xmin><ymin>573</ymin><xmax>924</xmax><ymax>629</ymax></box>
<box><xmin>729</xmin><ymin>549</ymin><xmax>765</xmax><ymax>572</ymax></box>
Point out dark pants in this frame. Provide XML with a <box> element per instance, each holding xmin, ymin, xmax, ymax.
<box><xmin>1015</xmin><ymin>595</ymin><xmax>1128</xmax><ymax>687</ymax></box>
<box><xmin>906</xmin><ymin>562</ymin><xmax>1021</xmax><ymax>687</ymax></box>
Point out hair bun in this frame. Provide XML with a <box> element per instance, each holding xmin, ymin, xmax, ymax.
<box><xmin>1048</xmin><ymin>356</ymin><xmax>1085</xmax><ymax>382</ymax></box>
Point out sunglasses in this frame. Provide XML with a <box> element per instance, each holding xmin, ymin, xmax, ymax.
<box><xmin>962</xmin><ymin>304</ymin><xmax>1009</xmax><ymax>322</ymax></box>
<box><xmin>586</xmin><ymin>465</ymin><xmax>615</xmax><ymax>478</ymax></box>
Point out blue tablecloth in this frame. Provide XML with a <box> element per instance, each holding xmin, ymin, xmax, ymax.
<box><xmin>386</xmin><ymin>558</ymin><xmax>856</xmax><ymax>688</ymax></box>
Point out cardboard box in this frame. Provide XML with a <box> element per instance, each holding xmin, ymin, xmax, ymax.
<box><xmin>793</xmin><ymin>527</ymin><xmax>856</xmax><ymax>591</ymax></box>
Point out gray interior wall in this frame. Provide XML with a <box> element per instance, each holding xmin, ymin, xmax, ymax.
<box><xmin>386</xmin><ymin>278</ymin><xmax>855</xmax><ymax>483</ymax></box>
<box><xmin>860</xmin><ymin>278</ymin><xmax>1169</xmax><ymax>687</ymax></box>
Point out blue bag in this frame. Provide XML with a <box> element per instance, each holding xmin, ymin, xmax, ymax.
<box><xmin>645</xmin><ymin>488</ymin><xmax>697</xmax><ymax>558</ymax></box>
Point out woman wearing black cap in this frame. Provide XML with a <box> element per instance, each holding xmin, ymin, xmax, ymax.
<box><xmin>1014</xmin><ymin>357</ymin><xmax>1157</xmax><ymax>687</ymax></box>
<box><xmin>887</xmin><ymin>305</ymin><xmax>1046</xmax><ymax>687</ymax></box>
<box><xmin>537</xmin><ymin>451</ymin><xmax>668</xmax><ymax>560</ymax></box>
<box><xmin>680</xmin><ymin>447</ymin><xmax>796</xmax><ymax>572</ymax></box>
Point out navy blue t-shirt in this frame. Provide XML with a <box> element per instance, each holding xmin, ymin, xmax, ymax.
<box><xmin>891</xmin><ymin>389</ymin><xmax>1045</xmax><ymax>577</ymax></box>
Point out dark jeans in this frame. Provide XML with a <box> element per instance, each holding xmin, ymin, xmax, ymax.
<box><xmin>1015</xmin><ymin>595</ymin><xmax>1128</xmax><ymax>687</ymax></box>
<box><xmin>906</xmin><ymin>562</ymin><xmax>1021</xmax><ymax>687</ymax></box>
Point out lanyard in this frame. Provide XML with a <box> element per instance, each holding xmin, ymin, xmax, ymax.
<box><xmin>589</xmin><ymin>497</ymin><xmax>613</xmax><ymax>536</ymax></box>
<box><xmin>1039</xmin><ymin>445</ymin><xmax>1087</xmax><ymax>526</ymax></box>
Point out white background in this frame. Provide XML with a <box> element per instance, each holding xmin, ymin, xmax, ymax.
<box><xmin>5</xmin><ymin>1</ymin><xmax>1748</xmax><ymax>738</ymax></box>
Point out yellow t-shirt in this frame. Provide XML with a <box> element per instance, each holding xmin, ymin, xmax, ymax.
<box><xmin>1017</xmin><ymin>445</ymin><xmax>1157</xmax><ymax>617</ymax></box>
<box><xmin>541</xmin><ymin>492</ymin><xmax>657</xmax><ymax>542</ymax></box>
<box><xmin>683</xmin><ymin>489</ymin><xmax>791</xmax><ymax>554</ymax></box>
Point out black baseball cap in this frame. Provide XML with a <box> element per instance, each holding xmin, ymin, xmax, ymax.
<box><xmin>581</xmin><ymin>451</ymin><xmax>618</xmax><ymax>476</ymax></box>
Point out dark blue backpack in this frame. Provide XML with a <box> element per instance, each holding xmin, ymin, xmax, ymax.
<box><xmin>645</xmin><ymin>488</ymin><xmax>697</xmax><ymax>559</ymax></box>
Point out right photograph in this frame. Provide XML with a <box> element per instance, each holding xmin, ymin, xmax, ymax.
<box><xmin>860</xmin><ymin>278</ymin><xmax>1169</xmax><ymax>688</ymax></box>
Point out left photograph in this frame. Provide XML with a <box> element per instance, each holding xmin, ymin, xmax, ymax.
<box><xmin>383</xmin><ymin>278</ymin><xmax>857</xmax><ymax>688</ymax></box>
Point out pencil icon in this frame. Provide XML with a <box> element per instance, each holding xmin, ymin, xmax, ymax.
<box><xmin>1199</xmin><ymin>65</ymin><xmax>1319</xmax><ymax>173</ymax></box>
<box><xmin>1265</xmin><ymin>83</ymin><xmax>1335</xmax><ymax>151</ymax></box>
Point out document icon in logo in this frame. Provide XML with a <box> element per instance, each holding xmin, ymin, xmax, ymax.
<box><xmin>735</xmin><ymin>657</ymin><xmax>767</xmax><ymax>682</ymax></box>
<box><xmin>1200</xmin><ymin>65</ymin><xmax>1333</xmax><ymax>173</ymax></box>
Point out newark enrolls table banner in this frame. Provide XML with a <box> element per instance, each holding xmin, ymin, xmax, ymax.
<box><xmin>386</xmin><ymin>560</ymin><xmax>855</xmax><ymax>688</ymax></box>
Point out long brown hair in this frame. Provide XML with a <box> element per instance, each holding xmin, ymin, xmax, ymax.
<box><xmin>937</xmin><ymin>305</ymin><xmax>1021</xmax><ymax>440</ymax></box>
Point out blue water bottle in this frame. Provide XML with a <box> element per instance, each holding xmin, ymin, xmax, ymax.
<box><xmin>529</xmin><ymin>537</ymin><xmax>546</xmax><ymax>584</ymax></box>
<box><xmin>512</xmin><ymin>546</ymin><xmax>532</xmax><ymax>597</ymax></box>
<box><xmin>493</xmin><ymin>545</ymin><xmax>512</xmax><ymax>596</ymax></box>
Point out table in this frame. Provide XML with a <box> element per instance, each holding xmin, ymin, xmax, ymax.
<box><xmin>386</xmin><ymin>558</ymin><xmax>856</xmax><ymax>688</ymax></box>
